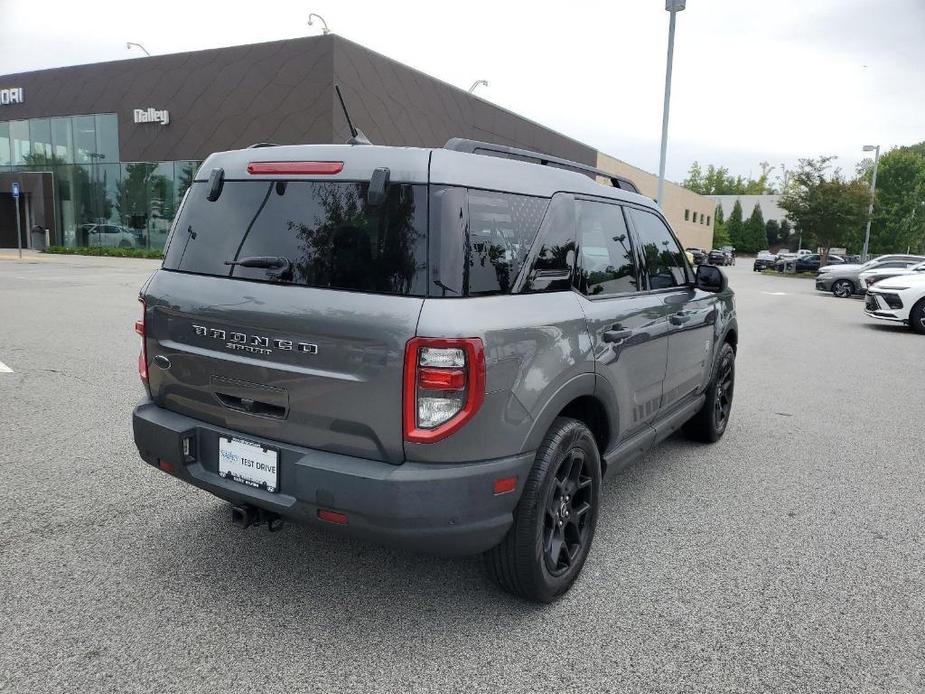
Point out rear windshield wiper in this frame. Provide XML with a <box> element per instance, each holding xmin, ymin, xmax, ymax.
<box><xmin>225</xmin><ymin>256</ymin><xmax>293</xmax><ymax>282</ymax></box>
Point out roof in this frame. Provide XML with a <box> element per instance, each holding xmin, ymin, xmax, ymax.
<box><xmin>196</xmin><ymin>143</ymin><xmax>657</xmax><ymax>208</ymax></box>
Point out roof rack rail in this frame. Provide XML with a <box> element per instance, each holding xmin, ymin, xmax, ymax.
<box><xmin>443</xmin><ymin>138</ymin><xmax>639</xmax><ymax>194</ymax></box>
<box><xmin>247</xmin><ymin>142</ymin><xmax>279</xmax><ymax>148</ymax></box>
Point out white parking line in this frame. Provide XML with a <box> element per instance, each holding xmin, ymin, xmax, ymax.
<box><xmin>0</xmin><ymin>361</ymin><xmax>13</xmax><ymax>373</ymax></box>
<box><xmin>763</xmin><ymin>291</ymin><xmax>789</xmax><ymax>296</ymax></box>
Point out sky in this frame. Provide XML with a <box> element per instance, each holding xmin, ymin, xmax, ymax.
<box><xmin>1</xmin><ymin>0</ymin><xmax>923</xmax><ymax>185</ymax></box>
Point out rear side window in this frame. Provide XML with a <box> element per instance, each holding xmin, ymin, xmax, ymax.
<box><xmin>163</xmin><ymin>180</ymin><xmax>428</xmax><ymax>295</ymax></box>
<box><xmin>429</xmin><ymin>187</ymin><xmax>549</xmax><ymax>296</ymax></box>
<box><xmin>627</xmin><ymin>208</ymin><xmax>690</xmax><ymax>289</ymax></box>
<box><xmin>575</xmin><ymin>201</ymin><xmax>637</xmax><ymax>296</ymax></box>
<box><xmin>467</xmin><ymin>191</ymin><xmax>550</xmax><ymax>295</ymax></box>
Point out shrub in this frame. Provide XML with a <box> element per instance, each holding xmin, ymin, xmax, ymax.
<box><xmin>44</xmin><ymin>246</ymin><xmax>164</xmax><ymax>259</ymax></box>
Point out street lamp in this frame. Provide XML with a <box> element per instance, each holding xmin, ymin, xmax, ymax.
<box><xmin>468</xmin><ymin>80</ymin><xmax>489</xmax><ymax>94</ymax></box>
<box><xmin>656</xmin><ymin>0</ymin><xmax>686</xmax><ymax>207</ymax></box>
<box><xmin>861</xmin><ymin>144</ymin><xmax>880</xmax><ymax>261</ymax></box>
<box><xmin>126</xmin><ymin>42</ymin><xmax>151</xmax><ymax>57</ymax></box>
<box><xmin>308</xmin><ymin>13</ymin><xmax>331</xmax><ymax>35</ymax></box>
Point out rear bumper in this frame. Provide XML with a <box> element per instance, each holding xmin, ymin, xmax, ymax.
<box><xmin>132</xmin><ymin>399</ymin><xmax>534</xmax><ymax>555</ymax></box>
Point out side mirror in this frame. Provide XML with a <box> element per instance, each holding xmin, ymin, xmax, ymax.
<box><xmin>696</xmin><ymin>264</ymin><xmax>727</xmax><ymax>293</ymax></box>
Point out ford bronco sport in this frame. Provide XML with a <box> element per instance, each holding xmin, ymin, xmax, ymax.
<box><xmin>132</xmin><ymin>138</ymin><xmax>737</xmax><ymax>603</ymax></box>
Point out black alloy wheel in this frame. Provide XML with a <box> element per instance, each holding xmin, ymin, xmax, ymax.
<box><xmin>485</xmin><ymin>417</ymin><xmax>601</xmax><ymax>603</ymax></box>
<box><xmin>543</xmin><ymin>447</ymin><xmax>594</xmax><ymax>576</ymax></box>
<box><xmin>683</xmin><ymin>342</ymin><xmax>736</xmax><ymax>443</ymax></box>
<box><xmin>910</xmin><ymin>299</ymin><xmax>925</xmax><ymax>335</ymax></box>
<box><xmin>713</xmin><ymin>349</ymin><xmax>735</xmax><ymax>433</ymax></box>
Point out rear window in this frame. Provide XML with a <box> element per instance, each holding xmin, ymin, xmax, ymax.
<box><xmin>163</xmin><ymin>180</ymin><xmax>428</xmax><ymax>295</ymax></box>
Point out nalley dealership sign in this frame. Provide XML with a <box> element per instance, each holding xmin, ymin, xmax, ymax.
<box><xmin>133</xmin><ymin>107</ymin><xmax>169</xmax><ymax>125</ymax></box>
<box><xmin>1</xmin><ymin>88</ymin><xmax>24</xmax><ymax>105</ymax></box>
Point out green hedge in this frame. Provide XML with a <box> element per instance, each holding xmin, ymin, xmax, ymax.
<box><xmin>43</xmin><ymin>246</ymin><xmax>164</xmax><ymax>259</ymax></box>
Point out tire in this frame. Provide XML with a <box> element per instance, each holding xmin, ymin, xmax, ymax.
<box><xmin>831</xmin><ymin>280</ymin><xmax>854</xmax><ymax>298</ymax></box>
<box><xmin>910</xmin><ymin>298</ymin><xmax>925</xmax><ymax>335</ymax></box>
<box><xmin>485</xmin><ymin>417</ymin><xmax>601</xmax><ymax>603</ymax></box>
<box><xmin>683</xmin><ymin>342</ymin><xmax>736</xmax><ymax>443</ymax></box>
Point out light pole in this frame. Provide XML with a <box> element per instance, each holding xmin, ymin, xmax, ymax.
<box><xmin>468</xmin><ymin>80</ymin><xmax>489</xmax><ymax>94</ymax></box>
<box><xmin>656</xmin><ymin>0</ymin><xmax>685</xmax><ymax>207</ymax></box>
<box><xmin>861</xmin><ymin>144</ymin><xmax>880</xmax><ymax>261</ymax></box>
<box><xmin>308</xmin><ymin>13</ymin><xmax>331</xmax><ymax>35</ymax></box>
<box><xmin>126</xmin><ymin>42</ymin><xmax>151</xmax><ymax>57</ymax></box>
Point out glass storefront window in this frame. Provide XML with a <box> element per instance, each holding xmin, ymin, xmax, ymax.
<box><xmin>0</xmin><ymin>121</ymin><xmax>10</xmax><ymax>166</ymax></box>
<box><xmin>29</xmin><ymin>118</ymin><xmax>53</xmax><ymax>164</ymax></box>
<box><xmin>51</xmin><ymin>118</ymin><xmax>74</xmax><ymax>164</ymax></box>
<box><xmin>95</xmin><ymin>114</ymin><xmax>119</xmax><ymax>163</ymax></box>
<box><xmin>9</xmin><ymin>120</ymin><xmax>30</xmax><ymax>165</ymax></box>
<box><xmin>73</xmin><ymin>116</ymin><xmax>97</xmax><ymax>164</ymax></box>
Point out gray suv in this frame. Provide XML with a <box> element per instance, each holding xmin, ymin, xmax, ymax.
<box><xmin>132</xmin><ymin>138</ymin><xmax>738</xmax><ymax>602</ymax></box>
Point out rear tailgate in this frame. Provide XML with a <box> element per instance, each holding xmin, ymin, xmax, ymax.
<box><xmin>144</xmin><ymin>272</ymin><xmax>421</xmax><ymax>463</ymax></box>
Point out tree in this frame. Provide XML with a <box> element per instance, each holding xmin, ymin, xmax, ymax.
<box><xmin>727</xmin><ymin>199</ymin><xmax>745</xmax><ymax>250</ymax></box>
<box><xmin>859</xmin><ymin>143</ymin><xmax>925</xmax><ymax>255</ymax></box>
<box><xmin>743</xmin><ymin>203</ymin><xmax>766</xmax><ymax>253</ymax></box>
<box><xmin>682</xmin><ymin>161</ymin><xmax>776</xmax><ymax>195</ymax></box>
<box><xmin>711</xmin><ymin>204</ymin><xmax>730</xmax><ymax>247</ymax></box>
<box><xmin>779</xmin><ymin>157</ymin><xmax>869</xmax><ymax>262</ymax></box>
<box><xmin>765</xmin><ymin>219</ymin><xmax>781</xmax><ymax>247</ymax></box>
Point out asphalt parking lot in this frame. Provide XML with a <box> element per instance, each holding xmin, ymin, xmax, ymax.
<box><xmin>1</xmin><ymin>253</ymin><xmax>923</xmax><ymax>693</ymax></box>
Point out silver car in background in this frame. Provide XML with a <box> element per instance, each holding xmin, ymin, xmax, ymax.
<box><xmin>815</xmin><ymin>254</ymin><xmax>925</xmax><ymax>297</ymax></box>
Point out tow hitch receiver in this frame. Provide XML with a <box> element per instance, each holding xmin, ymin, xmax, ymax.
<box><xmin>230</xmin><ymin>504</ymin><xmax>284</xmax><ymax>532</ymax></box>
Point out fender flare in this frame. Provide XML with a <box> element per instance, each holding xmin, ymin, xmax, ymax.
<box><xmin>519</xmin><ymin>372</ymin><xmax>598</xmax><ymax>453</ymax></box>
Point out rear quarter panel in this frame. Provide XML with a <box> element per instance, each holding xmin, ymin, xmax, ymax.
<box><xmin>407</xmin><ymin>292</ymin><xmax>594</xmax><ymax>463</ymax></box>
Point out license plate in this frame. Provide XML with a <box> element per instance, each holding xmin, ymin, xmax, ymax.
<box><xmin>218</xmin><ymin>437</ymin><xmax>279</xmax><ymax>493</ymax></box>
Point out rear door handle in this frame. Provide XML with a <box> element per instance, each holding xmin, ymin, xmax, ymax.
<box><xmin>669</xmin><ymin>311</ymin><xmax>692</xmax><ymax>326</ymax></box>
<box><xmin>602</xmin><ymin>327</ymin><xmax>633</xmax><ymax>344</ymax></box>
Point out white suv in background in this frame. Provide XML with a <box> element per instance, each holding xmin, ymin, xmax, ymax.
<box><xmin>859</xmin><ymin>260</ymin><xmax>925</xmax><ymax>290</ymax></box>
<box><xmin>865</xmin><ymin>272</ymin><xmax>925</xmax><ymax>334</ymax></box>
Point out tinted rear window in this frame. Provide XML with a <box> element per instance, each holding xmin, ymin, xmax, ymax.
<box><xmin>163</xmin><ymin>181</ymin><xmax>428</xmax><ymax>295</ymax></box>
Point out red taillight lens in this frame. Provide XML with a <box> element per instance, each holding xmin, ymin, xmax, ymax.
<box><xmin>418</xmin><ymin>367</ymin><xmax>465</xmax><ymax>390</ymax></box>
<box><xmin>136</xmin><ymin>298</ymin><xmax>148</xmax><ymax>384</ymax></box>
<box><xmin>403</xmin><ymin>337</ymin><xmax>486</xmax><ymax>443</ymax></box>
<box><xmin>246</xmin><ymin>161</ymin><xmax>344</xmax><ymax>175</ymax></box>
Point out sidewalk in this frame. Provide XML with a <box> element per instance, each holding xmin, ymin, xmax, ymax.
<box><xmin>0</xmin><ymin>249</ymin><xmax>161</xmax><ymax>268</ymax></box>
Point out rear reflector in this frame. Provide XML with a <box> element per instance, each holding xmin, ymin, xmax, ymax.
<box><xmin>246</xmin><ymin>161</ymin><xmax>344</xmax><ymax>175</ymax></box>
<box><xmin>317</xmin><ymin>509</ymin><xmax>348</xmax><ymax>525</ymax></box>
<box><xmin>157</xmin><ymin>459</ymin><xmax>175</xmax><ymax>474</ymax></box>
<box><xmin>493</xmin><ymin>476</ymin><xmax>517</xmax><ymax>495</ymax></box>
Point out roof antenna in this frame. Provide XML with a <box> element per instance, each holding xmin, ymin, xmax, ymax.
<box><xmin>335</xmin><ymin>85</ymin><xmax>372</xmax><ymax>145</ymax></box>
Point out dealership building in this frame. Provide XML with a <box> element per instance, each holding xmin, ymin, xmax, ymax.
<box><xmin>0</xmin><ymin>34</ymin><xmax>714</xmax><ymax>251</ymax></box>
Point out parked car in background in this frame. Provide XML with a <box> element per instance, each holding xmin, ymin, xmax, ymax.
<box><xmin>753</xmin><ymin>251</ymin><xmax>777</xmax><ymax>272</ymax></box>
<box><xmin>816</xmin><ymin>254</ymin><xmax>925</xmax><ymax>298</ymax></box>
<box><xmin>708</xmin><ymin>249</ymin><xmax>727</xmax><ymax>265</ymax></box>
<box><xmin>720</xmin><ymin>246</ymin><xmax>736</xmax><ymax>265</ymax></box>
<box><xmin>865</xmin><ymin>272</ymin><xmax>925</xmax><ymax>334</ymax></box>
<box><xmin>859</xmin><ymin>260</ymin><xmax>925</xmax><ymax>290</ymax></box>
<box><xmin>77</xmin><ymin>223</ymin><xmax>137</xmax><ymax>248</ymax></box>
<box><xmin>686</xmin><ymin>248</ymin><xmax>706</xmax><ymax>265</ymax></box>
<box><xmin>776</xmin><ymin>253</ymin><xmax>846</xmax><ymax>273</ymax></box>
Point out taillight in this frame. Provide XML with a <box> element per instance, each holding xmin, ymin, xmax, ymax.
<box><xmin>403</xmin><ymin>337</ymin><xmax>485</xmax><ymax>443</ymax></box>
<box><xmin>136</xmin><ymin>298</ymin><xmax>148</xmax><ymax>384</ymax></box>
